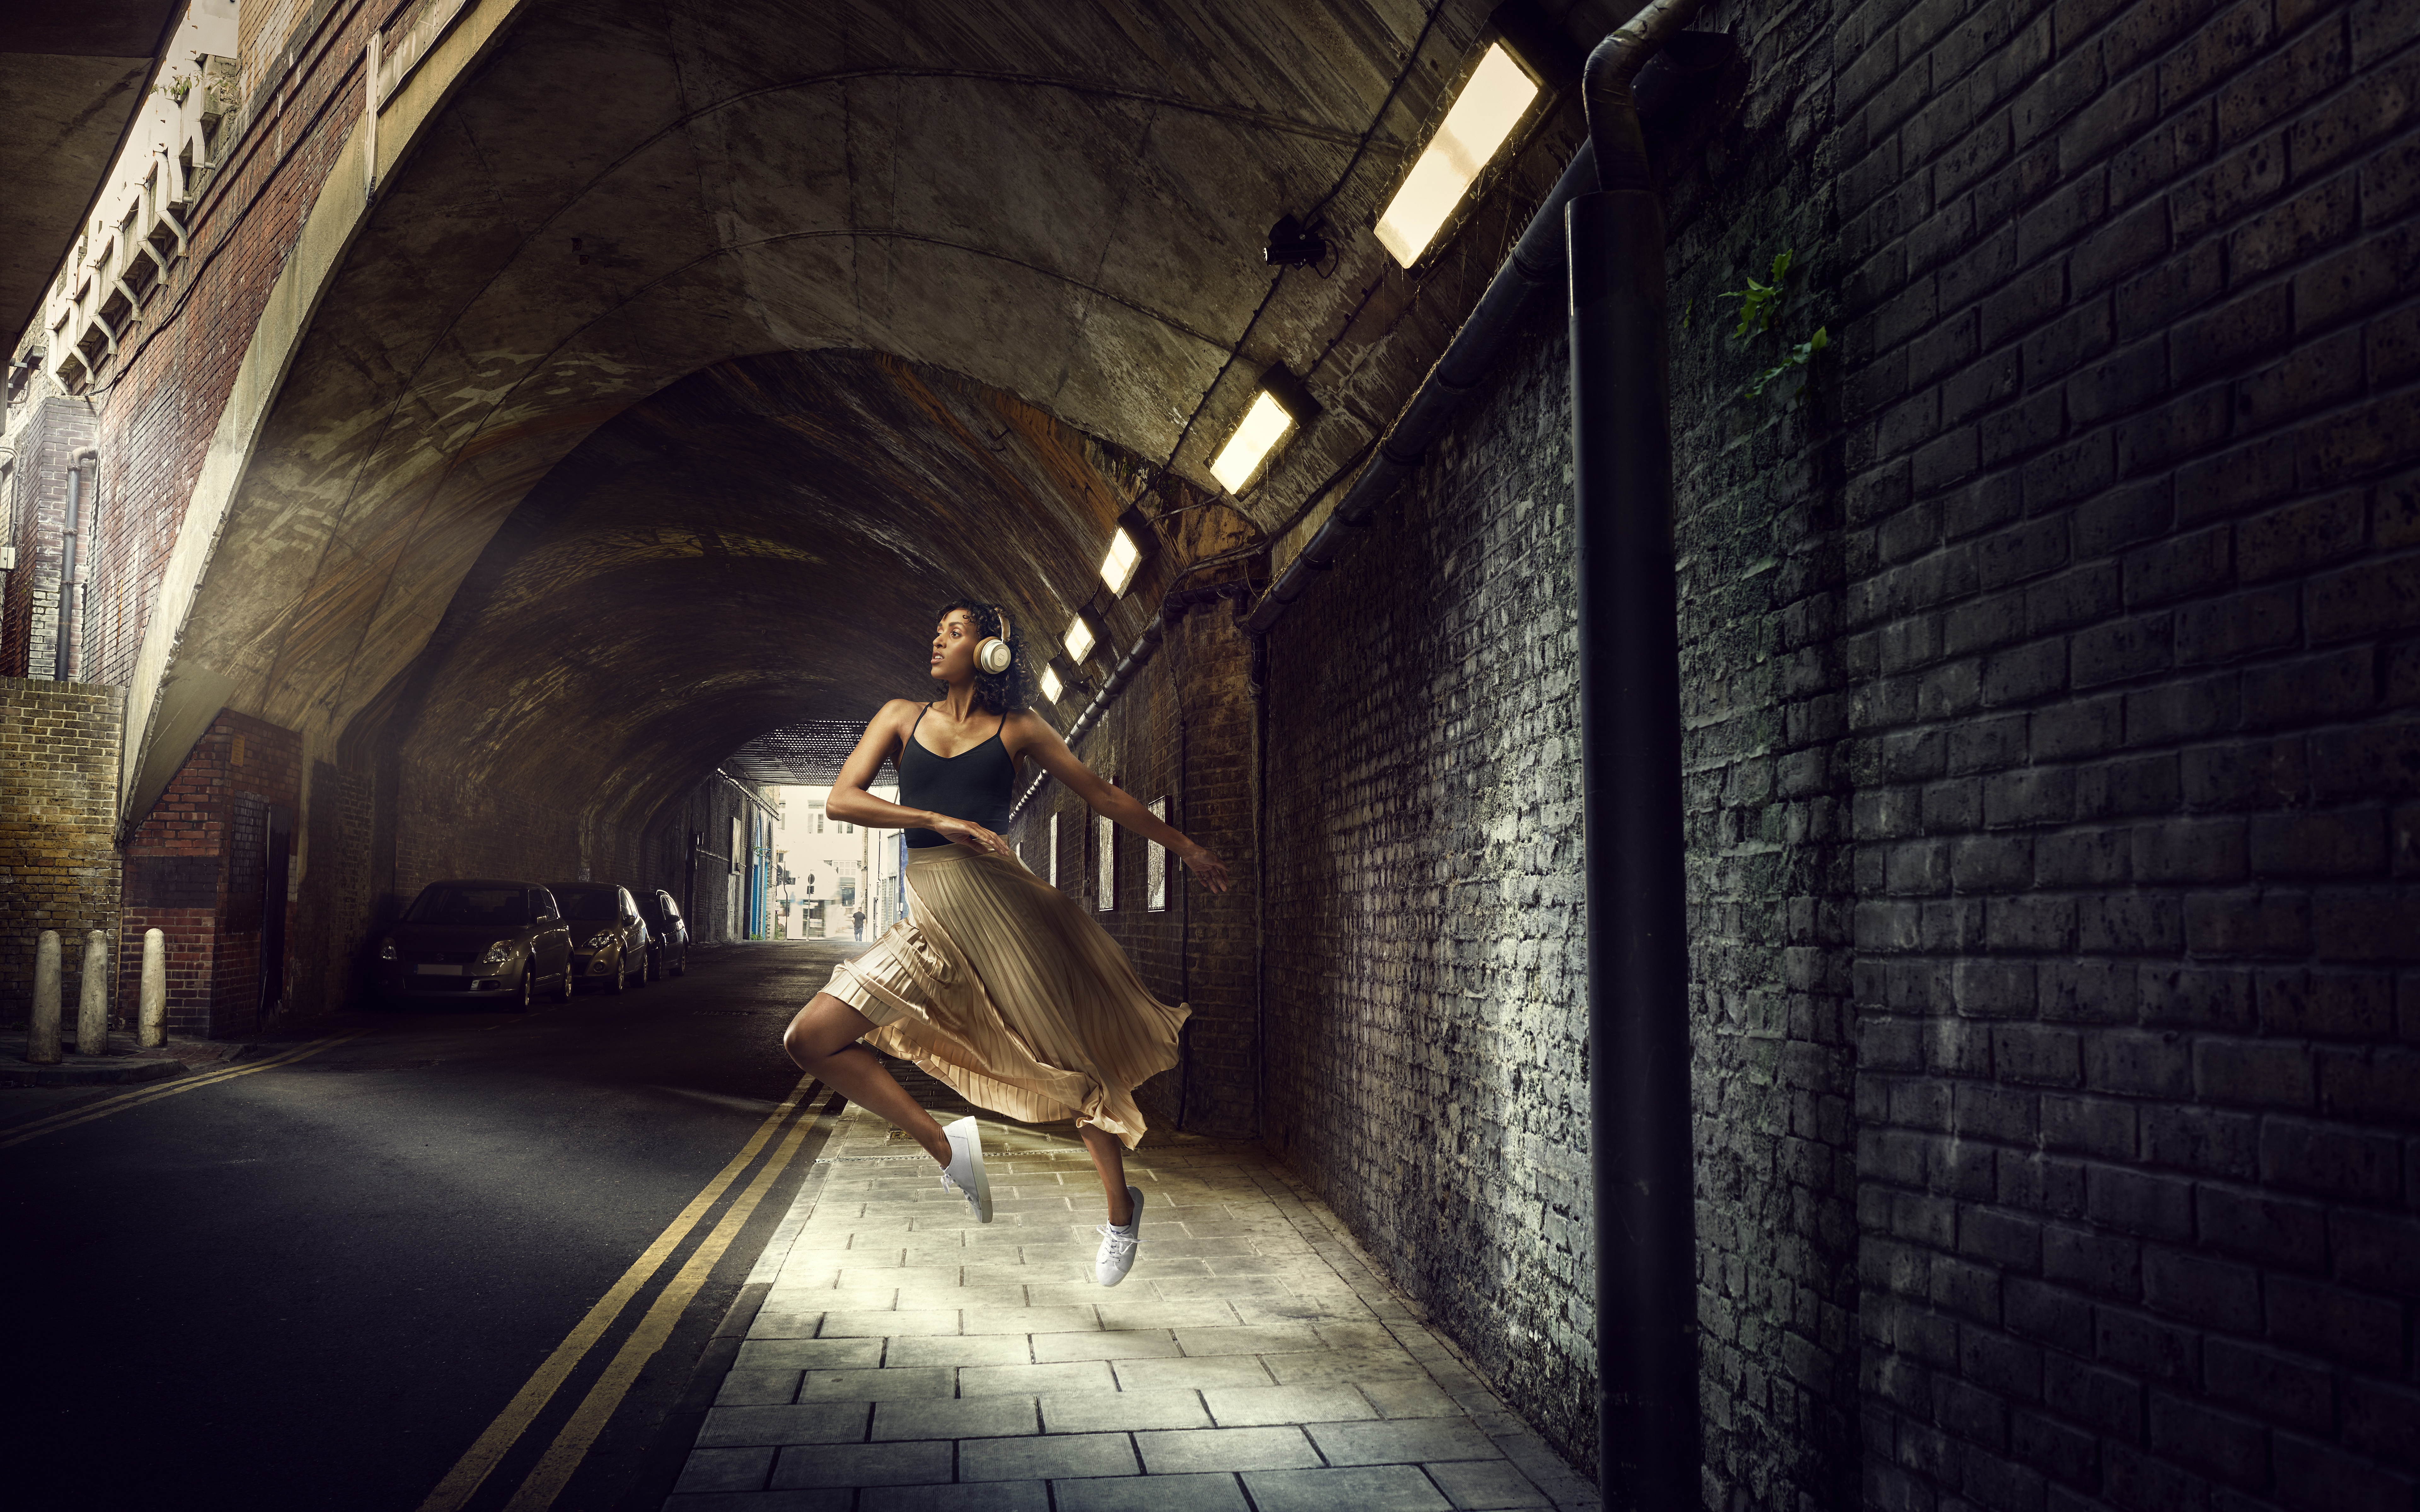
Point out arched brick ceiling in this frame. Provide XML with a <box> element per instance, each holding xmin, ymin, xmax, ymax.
<box><xmin>145</xmin><ymin>0</ymin><xmax>1594</xmax><ymax>823</ymax></box>
<box><xmin>384</xmin><ymin>348</ymin><xmax>1161</xmax><ymax>831</ymax></box>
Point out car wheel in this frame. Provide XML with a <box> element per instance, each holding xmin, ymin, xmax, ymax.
<box><xmin>513</xmin><ymin>966</ymin><xmax>535</xmax><ymax>1013</ymax></box>
<box><xmin>557</xmin><ymin>963</ymin><xmax>575</xmax><ymax>1003</ymax></box>
<box><xmin>671</xmin><ymin>948</ymin><xmax>686</xmax><ymax>977</ymax></box>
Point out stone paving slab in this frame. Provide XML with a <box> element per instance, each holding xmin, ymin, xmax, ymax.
<box><xmin>665</xmin><ymin>1101</ymin><xmax>1597</xmax><ymax>1511</ymax></box>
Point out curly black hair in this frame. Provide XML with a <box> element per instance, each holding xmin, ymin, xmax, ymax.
<box><xmin>933</xmin><ymin>599</ymin><xmax>1029</xmax><ymax>715</ymax></box>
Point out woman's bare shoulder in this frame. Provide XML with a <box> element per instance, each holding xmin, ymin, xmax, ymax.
<box><xmin>854</xmin><ymin>698</ymin><xmax>923</xmax><ymax>747</ymax></box>
<box><xmin>1001</xmin><ymin>708</ymin><xmax>1061</xmax><ymax>744</ymax></box>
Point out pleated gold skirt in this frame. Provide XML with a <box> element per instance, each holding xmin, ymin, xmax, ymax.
<box><xmin>821</xmin><ymin>844</ymin><xmax>1188</xmax><ymax>1149</ymax></box>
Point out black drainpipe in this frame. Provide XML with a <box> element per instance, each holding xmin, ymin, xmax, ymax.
<box><xmin>1571</xmin><ymin>2</ymin><xmax>1706</xmax><ymax>1505</ymax></box>
<box><xmin>55</xmin><ymin>450</ymin><xmax>97</xmax><ymax>682</ymax></box>
<box><xmin>1223</xmin><ymin>9</ymin><xmax>1730</xmax><ymax>1496</ymax></box>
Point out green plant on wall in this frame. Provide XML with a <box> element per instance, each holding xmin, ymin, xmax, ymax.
<box><xmin>1715</xmin><ymin>249</ymin><xmax>1827</xmax><ymax>403</ymax></box>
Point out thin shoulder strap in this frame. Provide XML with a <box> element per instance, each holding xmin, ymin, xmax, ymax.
<box><xmin>905</xmin><ymin>703</ymin><xmax>931</xmax><ymax>752</ymax></box>
<box><xmin>994</xmin><ymin>712</ymin><xmax>1007</xmax><ymax>739</ymax></box>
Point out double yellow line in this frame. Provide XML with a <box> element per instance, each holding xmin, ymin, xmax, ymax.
<box><xmin>417</xmin><ymin>1074</ymin><xmax>834</xmax><ymax>1512</ymax></box>
<box><xmin>0</xmin><ymin>1031</ymin><xmax>368</xmax><ymax>1150</ymax></box>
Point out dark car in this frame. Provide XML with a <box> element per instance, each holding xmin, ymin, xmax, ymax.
<box><xmin>554</xmin><ymin>883</ymin><xmax>650</xmax><ymax>992</ymax></box>
<box><xmin>376</xmin><ymin>880</ymin><xmax>573</xmax><ymax>1011</ymax></box>
<box><xmin>635</xmin><ymin>888</ymin><xmax>690</xmax><ymax>979</ymax></box>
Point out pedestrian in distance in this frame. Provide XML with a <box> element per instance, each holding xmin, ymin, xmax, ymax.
<box><xmin>852</xmin><ymin>908</ymin><xmax>865</xmax><ymax>941</ymax></box>
<box><xmin>781</xmin><ymin>601</ymin><xmax>1230</xmax><ymax>1287</ymax></box>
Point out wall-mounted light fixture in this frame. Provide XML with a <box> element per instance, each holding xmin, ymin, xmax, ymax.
<box><xmin>1039</xmin><ymin>663</ymin><xmax>1066</xmax><ymax>702</ymax></box>
<box><xmin>1101</xmin><ymin>530</ymin><xmax>1142</xmax><ymax>596</ymax></box>
<box><xmin>1063</xmin><ymin>608</ymin><xmax>1105</xmax><ymax>666</ymax></box>
<box><xmin>1098</xmin><ymin>506</ymin><xmax>1159</xmax><ymax>596</ymax></box>
<box><xmin>1208</xmin><ymin>365</ymin><xmax>1322</xmax><ymax>494</ymax></box>
<box><xmin>1374</xmin><ymin>40</ymin><xmax>1541</xmax><ymax>267</ymax></box>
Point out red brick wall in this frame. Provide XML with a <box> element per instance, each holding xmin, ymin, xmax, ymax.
<box><xmin>74</xmin><ymin>0</ymin><xmax>384</xmax><ymax>689</ymax></box>
<box><xmin>122</xmin><ymin>710</ymin><xmax>302</xmax><ymax>1038</ymax></box>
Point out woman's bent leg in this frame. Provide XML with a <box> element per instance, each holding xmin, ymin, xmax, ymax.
<box><xmin>1077</xmin><ymin>1122</ymin><xmax>1134</xmax><ymax>1225</ymax></box>
<box><xmin>783</xmin><ymin>993</ymin><xmax>950</xmax><ymax>1164</ymax></box>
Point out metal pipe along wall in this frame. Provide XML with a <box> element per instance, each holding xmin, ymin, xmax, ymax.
<box><xmin>1572</xmin><ymin>2</ymin><xmax>1709</xmax><ymax>1503</ymax></box>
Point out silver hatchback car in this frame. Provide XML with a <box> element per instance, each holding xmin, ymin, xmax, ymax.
<box><xmin>552</xmin><ymin>883</ymin><xmax>651</xmax><ymax>993</ymax></box>
<box><xmin>376</xmin><ymin>880</ymin><xmax>574</xmax><ymax>1011</ymax></box>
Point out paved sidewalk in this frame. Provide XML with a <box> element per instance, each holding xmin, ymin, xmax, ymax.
<box><xmin>668</xmin><ymin>1100</ymin><xmax>1597</xmax><ymax>1511</ymax></box>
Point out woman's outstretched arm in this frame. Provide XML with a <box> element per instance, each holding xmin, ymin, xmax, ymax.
<box><xmin>1009</xmin><ymin>712</ymin><xmax>1232</xmax><ymax>893</ymax></box>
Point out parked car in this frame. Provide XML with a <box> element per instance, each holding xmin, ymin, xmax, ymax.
<box><xmin>554</xmin><ymin>883</ymin><xmax>650</xmax><ymax>992</ymax></box>
<box><xmin>376</xmin><ymin>880</ymin><xmax>573</xmax><ymax>1011</ymax></box>
<box><xmin>635</xmin><ymin>888</ymin><xmax>690</xmax><ymax>978</ymax></box>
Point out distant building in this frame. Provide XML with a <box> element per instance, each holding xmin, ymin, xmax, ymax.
<box><xmin>770</xmin><ymin>785</ymin><xmax>901</xmax><ymax>939</ymax></box>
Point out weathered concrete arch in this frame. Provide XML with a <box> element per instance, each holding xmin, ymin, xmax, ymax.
<box><xmin>357</xmin><ymin>345</ymin><xmax>1161</xmax><ymax>864</ymax></box>
<box><xmin>126</xmin><ymin>0</ymin><xmax>1464</xmax><ymax>828</ymax></box>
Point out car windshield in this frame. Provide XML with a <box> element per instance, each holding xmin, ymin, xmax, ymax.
<box><xmin>638</xmin><ymin>895</ymin><xmax>675</xmax><ymax>924</ymax></box>
<box><xmin>404</xmin><ymin>887</ymin><xmax>528</xmax><ymax>926</ymax></box>
<box><xmin>557</xmin><ymin>890</ymin><xmax>621</xmax><ymax>921</ymax></box>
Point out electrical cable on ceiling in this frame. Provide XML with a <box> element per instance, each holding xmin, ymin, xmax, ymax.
<box><xmin>1294</xmin><ymin>0</ymin><xmax>1449</xmax><ymax>230</ymax></box>
<box><xmin>1142</xmin><ymin>0</ymin><xmax>1449</xmax><ymax>539</ymax></box>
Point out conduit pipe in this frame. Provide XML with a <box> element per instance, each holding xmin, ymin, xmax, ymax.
<box><xmin>1570</xmin><ymin>2</ymin><xmax>1707</xmax><ymax>1506</ymax></box>
<box><xmin>1242</xmin><ymin>138</ymin><xmax>1595</xmax><ymax>631</ymax></box>
<box><xmin>1241</xmin><ymin>29</ymin><xmax>1729</xmax><ymax>634</ymax></box>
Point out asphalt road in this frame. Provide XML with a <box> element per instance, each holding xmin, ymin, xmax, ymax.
<box><xmin>0</xmin><ymin>940</ymin><xmax>865</xmax><ymax>1512</ymax></box>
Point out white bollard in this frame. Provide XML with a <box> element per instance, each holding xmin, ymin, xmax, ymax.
<box><xmin>28</xmin><ymin>930</ymin><xmax>62</xmax><ymax>1064</ymax></box>
<box><xmin>78</xmin><ymin>930</ymin><xmax>110</xmax><ymax>1056</ymax></box>
<box><xmin>140</xmin><ymin>929</ymin><xmax>167</xmax><ymax>1048</ymax></box>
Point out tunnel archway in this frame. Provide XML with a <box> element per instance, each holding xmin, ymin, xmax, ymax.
<box><xmin>355</xmin><ymin>345</ymin><xmax>1167</xmax><ymax>862</ymax></box>
<box><xmin>123</xmin><ymin>0</ymin><xmax>1525</xmax><ymax>823</ymax></box>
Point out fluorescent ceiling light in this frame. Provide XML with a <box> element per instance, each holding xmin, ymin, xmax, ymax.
<box><xmin>1210</xmin><ymin>390</ymin><xmax>1295</xmax><ymax>493</ymax></box>
<box><xmin>1063</xmin><ymin>614</ymin><xmax>1096</xmax><ymax>665</ymax></box>
<box><xmin>1374</xmin><ymin>43</ymin><xmax>1539</xmax><ymax>267</ymax></box>
<box><xmin>1100</xmin><ymin>527</ymin><xmax>1143</xmax><ymax>596</ymax></box>
<box><xmin>1040</xmin><ymin>664</ymin><xmax>1065</xmax><ymax>702</ymax></box>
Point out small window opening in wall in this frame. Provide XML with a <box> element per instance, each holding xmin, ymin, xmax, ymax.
<box><xmin>1097</xmin><ymin>796</ymin><xmax>1116</xmax><ymax>913</ymax></box>
<box><xmin>230</xmin><ymin>735</ymin><xmax>246</xmax><ymax>767</ymax></box>
<box><xmin>1146</xmin><ymin>798</ymin><xmax>1167</xmax><ymax>912</ymax></box>
<box><xmin>1048</xmin><ymin>816</ymin><xmax>1061</xmax><ymax>889</ymax></box>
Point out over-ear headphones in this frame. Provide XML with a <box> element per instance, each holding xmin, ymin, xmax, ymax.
<box><xmin>976</xmin><ymin>609</ymin><xmax>1015</xmax><ymax>676</ymax></box>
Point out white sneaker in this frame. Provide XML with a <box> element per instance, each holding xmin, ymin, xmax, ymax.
<box><xmin>939</xmin><ymin>1116</ymin><xmax>993</xmax><ymax>1223</ymax></box>
<box><xmin>1094</xmin><ymin>1184</ymin><xmax>1144</xmax><ymax>1286</ymax></box>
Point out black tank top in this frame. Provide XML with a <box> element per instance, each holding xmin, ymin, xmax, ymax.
<box><xmin>898</xmin><ymin>706</ymin><xmax>1013</xmax><ymax>849</ymax></box>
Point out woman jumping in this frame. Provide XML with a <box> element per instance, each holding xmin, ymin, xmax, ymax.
<box><xmin>780</xmin><ymin>599</ymin><xmax>1230</xmax><ymax>1286</ymax></box>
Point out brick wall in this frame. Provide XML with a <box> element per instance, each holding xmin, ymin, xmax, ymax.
<box><xmin>1002</xmin><ymin>598</ymin><xmax>1261</xmax><ymax>1139</ymax></box>
<box><xmin>69</xmin><ymin>0</ymin><xmax>383</xmax><ymax>691</ymax></box>
<box><xmin>1251</xmin><ymin>0</ymin><xmax>2419</xmax><ymax>1503</ymax></box>
<box><xmin>0</xmin><ymin>678</ymin><xmax>125</xmax><ymax>1024</ymax></box>
<box><xmin>0</xmin><ymin>399</ymin><xmax>98</xmax><ymax>681</ymax></box>
<box><xmin>1661</xmin><ymin>1</ymin><xmax>1866</xmax><ymax>1501</ymax></box>
<box><xmin>1833</xmin><ymin>0</ymin><xmax>2420</xmax><ymax>1506</ymax></box>
<box><xmin>1261</xmin><ymin>304</ymin><xmax>1604</xmax><ymax>1466</ymax></box>
<box><xmin>633</xmin><ymin>775</ymin><xmax>772</xmax><ymax>947</ymax></box>
<box><xmin>122</xmin><ymin>711</ymin><xmax>301</xmax><ymax>1038</ymax></box>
